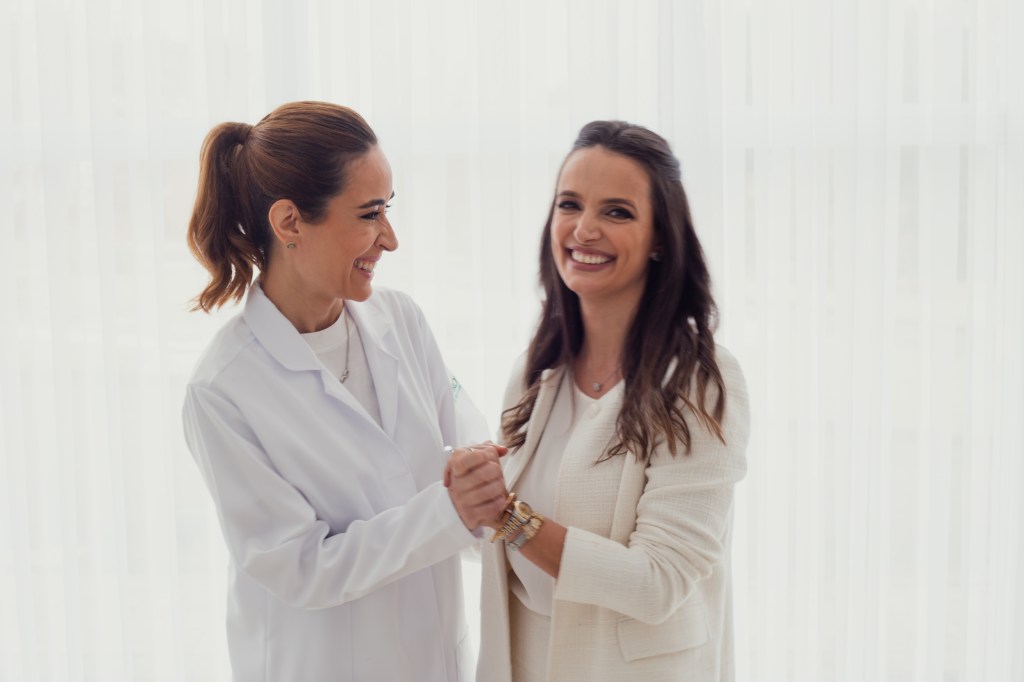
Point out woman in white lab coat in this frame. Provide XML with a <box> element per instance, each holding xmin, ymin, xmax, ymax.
<box><xmin>182</xmin><ymin>101</ymin><xmax>509</xmax><ymax>681</ymax></box>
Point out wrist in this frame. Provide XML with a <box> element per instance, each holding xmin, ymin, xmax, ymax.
<box><xmin>491</xmin><ymin>496</ymin><xmax>544</xmax><ymax>550</ymax></box>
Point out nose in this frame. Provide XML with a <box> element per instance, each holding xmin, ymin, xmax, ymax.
<box><xmin>377</xmin><ymin>214</ymin><xmax>398</xmax><ymax>252</ymax></box>
<box><xmin>572</xmin><ymin>210</ymin><xmax>600</xmax><ymax>243</ymax></box>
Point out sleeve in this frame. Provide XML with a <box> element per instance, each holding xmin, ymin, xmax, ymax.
<box><xmin>182</xmin><ymin>383</ymin><xmax>477</xmax><ymax>610</ymax></box>
<box><xmin>551</xmin><ymin>349</ymin><xmax>751</xmax><ymax>624</ymax></box>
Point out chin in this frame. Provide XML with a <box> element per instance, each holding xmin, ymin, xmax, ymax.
<box><xmin>345</xmin><ymin>284</ymin><xmax>375</xmax><ymax>302</ymax></box>
<box><xmin>345</xmin><ymin>291</ymin><xmax>372</xmax><ymax>302</ymax></box>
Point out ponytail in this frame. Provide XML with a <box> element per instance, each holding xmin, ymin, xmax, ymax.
<box><xmin>187</xmin><ymin>122</ymin><xmax>264</xmax><ymax>311</ymax></box>
<box><xmin>187</xmin><ymin>102</ymin><xmax>377</xmax><ymax>312</ymax></box>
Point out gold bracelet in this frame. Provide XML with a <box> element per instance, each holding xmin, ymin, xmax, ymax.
<box><xmin>493</xmin><ymin>498</ymin><xmax>541</xmax><ymax>546</ymax></box>
<box><xmin>491</xmin><ymin>493</ymin><xmax>518</xmax><ymax>543</ymax></box>
<box><xmin>507</xmin><ymin>512</ymin><xmax>543</xmax><ymax>551</ymax></box>
<box><xmin>493</xmin><ymin>511</ymin><xmax>528</xmax><ymax>543</ymax></box>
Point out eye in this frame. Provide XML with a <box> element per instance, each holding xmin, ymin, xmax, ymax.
<box><xmin>360</xmin><ymin>204</ymin><xmax>392</xmax><ymax>221</ymax></box>
<box><xmin>556</xmin><ymin>200</ymin><xmax>581</xmax><ymax>211</ymax></box>
<box><xmin>607</xmin><ymin>207</ymin><xmax>635</xmax><ymax>220</ymax></box>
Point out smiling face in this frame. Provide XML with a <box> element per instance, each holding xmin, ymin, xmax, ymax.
<box><xmin>550</xmin><ymin>146</ymin><xmax>657</xmax><ymax>310</ymax></box>
<box><xmin>293</xmin><ymin>145</ymin><xmax>397</xmax><ymax>303</ymax></box>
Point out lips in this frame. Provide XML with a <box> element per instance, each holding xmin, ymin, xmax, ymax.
<box><xmin>354</xmin><ymin>258</ymin><xmax>377</xmax><ymax>273</ymax></box>
<box><xmin>569</xmin><ymin>248</ymin><xmax>613</xmax><ymax>265</ymax></box>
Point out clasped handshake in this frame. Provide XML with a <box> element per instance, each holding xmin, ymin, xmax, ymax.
<box><xmin>443</xmin><ymin>443</ymin><xmax>510</xmax><ymax>532</ymax></box>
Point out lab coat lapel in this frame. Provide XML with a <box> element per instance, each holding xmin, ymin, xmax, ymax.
<box><xmin>505</xmin><ymin>367</ymin><xmax>565</xmax><ymax>490</ymax></box>
<box><xmin>243</xmin><ymin>284</ymin><xmax>325</xmax><ymax>372</ymax></box>
<box><xmin>346</xmin><ymin>300</ymin><xmax>399</xmax><ymax>438</ymax></box>
<box><xmin>244</xmin><ymin>285</ymin><xmax>393</xmax><ymax>435</ymax></box>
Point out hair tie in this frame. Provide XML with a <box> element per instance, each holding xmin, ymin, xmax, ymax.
<box><xmin>238</xmin><ymin>123</ymin><xmax>253</xmax><ymax>145</ymax></box>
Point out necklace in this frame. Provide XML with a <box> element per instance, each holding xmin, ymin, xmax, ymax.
<box><xmin>340</xmin><ymin>309</ymin><xmax>351</xmax><ymax>383</ymax></box>
<box><xmin>589</xmin><ymin>366</ymin><xmax>620</xmax><ymax>393</ymax></box>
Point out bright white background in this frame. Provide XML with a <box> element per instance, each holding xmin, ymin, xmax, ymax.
<box><xmin>2</xmin><ymin>0</ymin><xmax>1022</xmax><ymax>680</ymax></box>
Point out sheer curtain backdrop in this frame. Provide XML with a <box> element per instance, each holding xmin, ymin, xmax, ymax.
<box><xmin>2</xmin><ymin>0</ymin><xmax>1021</xmax><ymax>680</ymax></box>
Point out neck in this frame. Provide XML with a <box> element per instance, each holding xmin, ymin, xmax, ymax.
<box><xmin>576</xmin><ymin>288</ymin><xmax>643</xmax><ymax>372</ymax></box>
<box><xmin>261</xmin><ymin>269</ymin><xmax>344</xmax><ymax>333</ymax></box>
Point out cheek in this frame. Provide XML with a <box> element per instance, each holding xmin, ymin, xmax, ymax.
<box><xmin>550</xmin><ymin>219</ymin><xmax>572</xmax><ymax>250</ymax></box>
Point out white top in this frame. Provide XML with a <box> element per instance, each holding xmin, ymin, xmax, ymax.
<box><xmin>477</xmin><ymin>351</ymin><xmax>750</xmax><ymax>682</ymax></box>
<box><xmin>301</xmin><ymin>308</ymin><xmax>382</xmax><ymax>426</ymax></box>
<box><xmin>507</xmin><ymin>373</ymin><xmax>624</xmax><ymax>617</ymax></box>
<box><xmin>182</xmin><ymin>284</ymin><xmax>488</xmax><ymax>681</ymax></box>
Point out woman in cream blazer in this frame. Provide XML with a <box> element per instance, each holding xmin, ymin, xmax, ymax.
<box><xmin>473</xmin><ymin>121</ymin><xmax>750</xmax><ymax>682</ymax></box>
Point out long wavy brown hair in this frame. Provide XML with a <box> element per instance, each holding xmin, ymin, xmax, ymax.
<box><xmin>502</xmin><ymin>121</ymin><xmax>726</xmax><ymax>461</ymax></box>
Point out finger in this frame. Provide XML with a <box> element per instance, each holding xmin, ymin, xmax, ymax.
<box><xmin>450</xmin><ymin>477</ymin><xmax>508</xmax><ymax>510</ymax></box>
<box><xmin>448</xmin><ymin>461</ymin><xmax>504</xmax><ymax>493</ymax></box>
<box><xmin>448</xmin><ymin>448</ymin><xmax>493</xmax><ymax>477</ymax></box>
<box><xmin>482</xmin><ymin>440</ymin><xmax>510</xmax><ymax>457</ymax></box>
<box><xmin>459</xmin><ymin>496</ymin><xmax>509</xmax><ymax>530</ymax></box>
<box><xmin>463</xmin><ymin>443</ymin><xmax>503</xmax><ymax>464</ymax></box>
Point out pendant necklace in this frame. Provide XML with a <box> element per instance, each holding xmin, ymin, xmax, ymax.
<box><xmin>590</xmin><ymin>366</ymin><xmax>620</xmax><ymax>393</ymax></box>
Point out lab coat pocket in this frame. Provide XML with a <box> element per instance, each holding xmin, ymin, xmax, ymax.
<box><xmin>616</xmin><ymin>599</ymin><xmax>709</xmax><ymax>662</ymax></box>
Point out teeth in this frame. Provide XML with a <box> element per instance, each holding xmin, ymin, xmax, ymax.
<box><xmin>571</xmin><ymin>250</ymin><xmax>612</xmax><ymax>265</ymax></box>
<box><xmin>355</xmin><ymin>259</ymin><xmax>376</xmax><ymax>272</ymax></box>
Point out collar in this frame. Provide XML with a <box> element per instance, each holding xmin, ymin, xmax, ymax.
<box><xmin>242</xmin><ymin>283</ymin><xmax>398</xmax><ymax>370</ymax></box>
<box><xmin>242</xmin><ymin>283</ymin><xmax>323</xmax><ymax>372</ymax></box>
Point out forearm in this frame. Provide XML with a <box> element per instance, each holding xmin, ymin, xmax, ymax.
<box><xmin>515</xmin><ymin>517</ymin><xmax>567</xmax><ymax>579</ymax></box>
<box><xmin>236</xmin><ymin>481</ymin><xmax>475</xmax><ymax>608</ymax></box>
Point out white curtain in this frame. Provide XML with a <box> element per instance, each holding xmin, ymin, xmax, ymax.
<box><xmin>2</xmin><ymin>0</ymin><xmax>1021</xmax><ymax>680</ymax></box>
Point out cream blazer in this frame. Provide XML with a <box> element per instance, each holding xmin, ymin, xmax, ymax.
<box><xmin>477</xmin><ymin>348</ymin><xmax>749</xmax><ymax>682</ymax></box>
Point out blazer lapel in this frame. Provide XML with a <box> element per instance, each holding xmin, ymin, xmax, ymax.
<box><xmin>505</xmin><ymin>367</ymin><xmax>566</xmax><ymax>490</ymax></box>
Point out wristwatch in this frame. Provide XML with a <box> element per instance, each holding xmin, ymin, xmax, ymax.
<box><xmin>507</xmin><ymin>507</ymin><xmax>543</xmax><ymax>551</ymax></box>
<box><xmin>494</xmin><ymin>498</ymin><xmax>543</xmax><ymax>550</ymax></box>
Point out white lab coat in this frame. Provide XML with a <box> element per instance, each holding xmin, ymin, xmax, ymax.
<box><xmin>182</xmin><ymin>283</ymin><xmax>487</xmax><ymax>682</ymax></box>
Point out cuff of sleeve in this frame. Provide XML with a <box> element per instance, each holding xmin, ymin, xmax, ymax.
<box><xmin>553</xmin><ymin>526</ymin><xmax>615</xmax><ymax>604</ymax></box>
<box><xmin>431</xmin><ymin>481</ymin><xmax>480</xmax><ymax>547</ymax></box>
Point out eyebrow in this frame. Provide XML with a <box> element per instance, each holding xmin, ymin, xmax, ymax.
<box><xmin>356</xmin><ymin>191</ymin><xmax>396</xmax><ymax>209</ymax></box>
<box><xmin>557</xmin><ymin>190</ymin><xmax>638</xmax><ymax>211</ymax></box>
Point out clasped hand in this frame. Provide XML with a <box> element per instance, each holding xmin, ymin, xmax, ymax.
<box><xmin>443</xmin><ymin>442</ymin><xmax>509</xmax><ymax>531</ymax></box>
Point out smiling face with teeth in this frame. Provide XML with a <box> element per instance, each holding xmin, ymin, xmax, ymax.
<box><xmin>286</xmin><ymin>145</ymin><xmax>398</xmax><ymax>308</ymax></box>
<box><xmin>550</xmin><ymin>146</ymin><xmax>657</xmax><ymax>312</ymax></box>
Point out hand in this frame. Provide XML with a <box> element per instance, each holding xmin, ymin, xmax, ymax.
<box><xmin>444</xmin><ymin>442</ymin><xmax>509</xmax><ymax>531</ymax></box>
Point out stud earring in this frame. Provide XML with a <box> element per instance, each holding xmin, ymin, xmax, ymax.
<box><xmin>286</xmin><ymin>242</ymin><xmax>296</xmax><ymax>250</ymax></box>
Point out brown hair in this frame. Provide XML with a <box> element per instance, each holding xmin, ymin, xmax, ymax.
<box><xmin>502</xmin><ymin>121</ymin><xmax>726</xmax><ymax>461</ymax></box>
<box><xmin>187</xmin><ymin>101</ymin><xmax>377</xmax><ymax>311</ymax></box>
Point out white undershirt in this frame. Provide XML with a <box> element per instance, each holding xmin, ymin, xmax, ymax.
<box><xmin>301</xmin><ymin>307</ymin><xmax>382</xmax><ymax>426</ymax></box>
<box><xmin>507</xmin><ymin>372</ymin><xmax>624</xmax><ymax>617</ymax></box>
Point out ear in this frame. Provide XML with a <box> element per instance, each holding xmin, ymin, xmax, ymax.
<box><xmin>267</xmin><ymin>199</ymin><xmax>302</xmax><ymax>248</ymax></box>
<box><xmin>649</xmin><ymin>239</ymin><xmax>663</xmax><ymax>262</ymax></box>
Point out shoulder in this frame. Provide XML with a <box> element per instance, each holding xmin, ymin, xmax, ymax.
<box><xmin>711</xmin><ymin>343</ymin><xmax>750</xmax><ymax>445</ymax></box>
<box><xmin>186</xmin><ymin>313</ymin><xmax>257</xmax><ymax>390</ymax></box>
<box><xmin>714</xmin><ymin>345</ymin><xmax>746</xmax><ymax>398</ymax></box>
<box><xmin>502</xmin><ymin>350</ymin><xmax>532</xmax><ymax>411</ymax></box>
